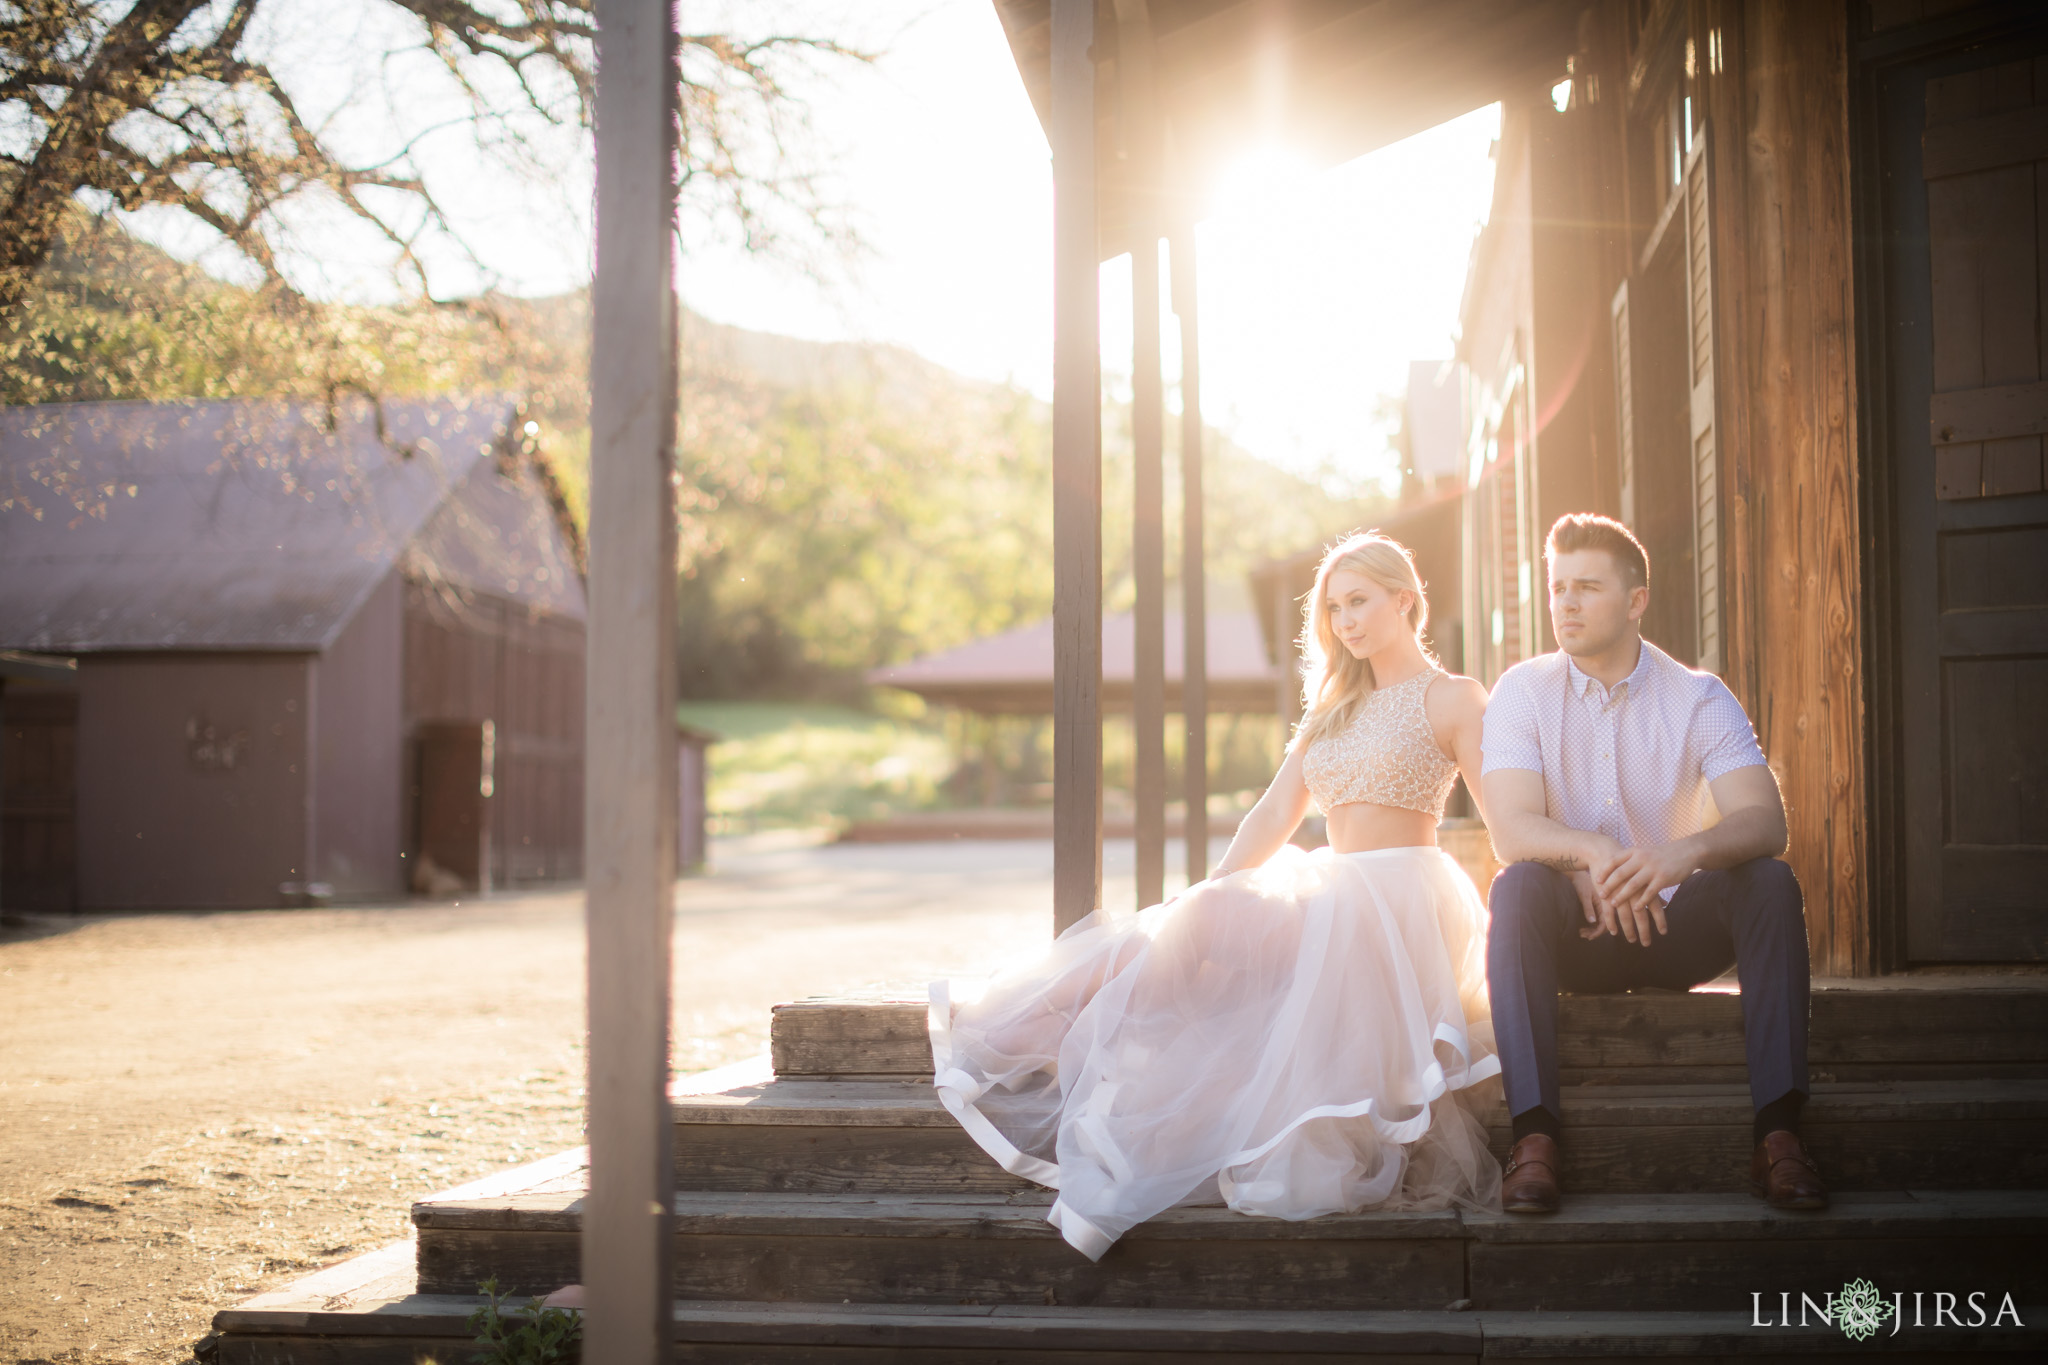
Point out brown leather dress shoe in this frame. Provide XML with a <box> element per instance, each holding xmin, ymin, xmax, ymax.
<box><xmin>1501</xmin><ymin>1133</ymin><xmax>1561</xmax><ymax>1214</ymax></box>
<box><xmin>1751</xmin><ymin>1130</ymin><xmax>1828</xmax><ymax>1210</ymax></box>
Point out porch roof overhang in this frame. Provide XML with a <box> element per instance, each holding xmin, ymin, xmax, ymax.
<box><xmin>993</xmin><ymin>0</ymin><xmax>1582</xmax><ymax>259</ymax></box>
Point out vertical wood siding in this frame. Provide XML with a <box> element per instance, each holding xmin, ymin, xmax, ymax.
<box><xmin>1719</xmin><ymin>0</ymin><xmax>1867</xmax><ymax>974</ymax></box>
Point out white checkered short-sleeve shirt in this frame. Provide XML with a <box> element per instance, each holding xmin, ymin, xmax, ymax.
<box><xmin>1480</xmin><ymin>640</ymin><xmax>1768</xmax><ymax>899</ymax></box>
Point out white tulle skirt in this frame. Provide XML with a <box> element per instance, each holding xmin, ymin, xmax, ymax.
<box><xmin>929</xmin><ymin>843</ymin><xmax>1504</xmax><ymax>1260</ymax></box>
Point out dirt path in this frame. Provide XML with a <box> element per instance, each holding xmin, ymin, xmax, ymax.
<box><xmin>0</xmin><ymin>834</ymin><xmax>1081</xmax><ymax>1364</ymax></box>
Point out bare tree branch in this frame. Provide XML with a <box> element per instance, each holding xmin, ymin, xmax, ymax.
<box><xmin>0</xmin><ymin>0</ymin><xmax>875</xmax><ymax>321</ymax></box>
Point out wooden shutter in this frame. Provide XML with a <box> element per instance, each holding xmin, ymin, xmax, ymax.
<box><xmin>1681</xmin><ymin>129</ymin><xmax>1721</xmax><ymax>674</ymax></box>
<box><xmin>1611</xmin><ymin>278</ymin><xmax>1637</xmax><ymax>528</ymax></box>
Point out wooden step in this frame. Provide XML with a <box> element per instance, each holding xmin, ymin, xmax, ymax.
<box><xmin>212</xmin><ymin>1294</ymin><xmax>2048</xmax><ymax>1363</ymax></box>
<box><xmin>1495</xmin><ymin>1079</ymin><xmax>2048</xmax><ymax>1194</ymax></box>
<box><xmin>214</xmin><ymin>1231</ymin><xmax>2048</xmax><ymax>1361</ymax></box>
<box><xmin>408</xmin><ymin>1188</ymin><xmax>2048</xmax><ymax>1315</ymax></box>
<box><xmin>772</xmin><ymin>983</ymin><xmax>2048</xmax><ymax>1083</ymax></box>
<box><xmin>415</xmin><ymin>1190</ymin><xmax>1469</xmax><ymax>1311</ymax></box>
<box><xmin>671</xmin><ymin>1076</ymin><xmax>2048</xmax><ymax>1195</ymax></box>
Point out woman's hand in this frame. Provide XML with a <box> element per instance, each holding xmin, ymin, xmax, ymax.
<box><xmin>1210</xmin><ymin>740</ymin><xmax>1312</xmax><ymax>877</ymax></box>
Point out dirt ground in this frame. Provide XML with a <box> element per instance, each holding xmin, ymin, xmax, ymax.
<box><xmin>0</xmin><ymin>834</ymin><xmax>1157</xmax><ymax>1364</ymax></box>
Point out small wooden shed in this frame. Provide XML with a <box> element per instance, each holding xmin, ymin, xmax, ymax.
<box><xmin>0</xmin><ymin>396</ymin><xmax>587</xmax><ymax>909</ymax></box>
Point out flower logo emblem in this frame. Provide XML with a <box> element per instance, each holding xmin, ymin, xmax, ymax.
<box><xmin>1836</xmin><ymin>1279</ymin><xmax>1895</xmax><ymax>1341</ymax></box>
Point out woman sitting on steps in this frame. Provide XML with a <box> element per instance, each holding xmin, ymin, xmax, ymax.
<box><xmin>929</xmin><ymin>531</ymin><xmax>1503</xmax><ymax>1261</ymax></box>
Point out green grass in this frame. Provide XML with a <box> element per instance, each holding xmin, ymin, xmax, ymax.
<box><xmin>679</xmin><ymin>701</ymin><xmax>952</xmax><ymax>833</ymax></box>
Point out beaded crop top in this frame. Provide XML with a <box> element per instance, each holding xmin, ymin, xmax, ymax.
<box><xmin>1299</xmin><ymin>668</ymin><xmax>1459</xmax><ymax>820</ymax></box>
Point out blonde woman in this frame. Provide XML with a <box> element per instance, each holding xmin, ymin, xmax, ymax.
<box><xmin>930</xmin><ymin>532</ymin><xmax>1502</xmax><ymax>1261</ymax></box>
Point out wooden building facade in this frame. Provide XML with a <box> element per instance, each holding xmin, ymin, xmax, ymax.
<box><xmin>0</xmin><ymin>397</ymin><xmax>587</xmax><ymax>910</ymax></box>
<box><xmin>999</xmin><ymin>0</ymin><xmax>2048</xmax><ymax>974</ymax></box>
<box><xmin>1450</xmin><ymin>0</ymin><xmax>2048</xmax><ymax>973</ymax></box>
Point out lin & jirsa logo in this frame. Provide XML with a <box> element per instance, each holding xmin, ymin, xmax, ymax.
<box><xmin>1752</xmin><ymin>1279</ymin><xmax>2026</xmax><ymax>1339</ymax></box>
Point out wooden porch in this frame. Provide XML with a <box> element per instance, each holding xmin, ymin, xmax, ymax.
<box><xmin>216</xmin><ymin>979</ymin><xmax>2048</xmax><ymax>1360</ymax></box>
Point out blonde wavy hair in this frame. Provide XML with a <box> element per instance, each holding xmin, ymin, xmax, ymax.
<box><xmin>1292</xmin><ymin>532</ymin><xmax>1435</xmax><ymax>750</ymax></box>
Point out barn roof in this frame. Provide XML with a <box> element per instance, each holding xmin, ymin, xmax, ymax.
<box><xmin>992</xmin><ymin>0</ymin><xmax>1579</xmax><ymax>258</ymax></box>
<box><xmin>869</xmin><ymin>607</ymin><xmax>1283</xmax><ymax>714</ymax></box>
<box><xmin>0</xmin><ymin>396</ymin><xmax>584</xmax><ymax>653</ymax></box>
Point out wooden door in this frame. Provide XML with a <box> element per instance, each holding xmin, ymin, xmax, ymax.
<box><xmin>1</xmin><ymin>689</ymin><xmax>77</xmax><ymax>912</ymax></box>
<box><xmin>1889</xmin><ymin>48</ymin><xmax>2048</xmax><ymax>961</ymax></box>
<box><xmin>414</xmin><ymin>720</ymin><xmax>493</xmax><ymax>894</ymax></box>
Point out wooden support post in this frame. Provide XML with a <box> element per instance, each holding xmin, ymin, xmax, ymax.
<box><xmin>1131</xmin><ymin>232</ymin><xmax>1165</xmax><ymax>910</ymax></box>
<box><xmin>1172</xmin><ymin>224</ymin><xmax>1208</xmax><ymax>887</ymax></box>
<box><xmin>584</xmin><ymin>0</ymin><xmax>677</xmax><ymax>1357</ymax></box>
<box><xmin>1051</xmin><ymin>0</ymin><xmax>1102</xmax><ymax>935</ymax></box>
<box><xmin>1269</xmin><ymin>568</ymin><xmax>1286</xmax><ymax>736</ymax></box>
<box><xmin>1120</xmin><ymin>0</ymin><xmax>1164</xmax><ymax>912</ymax></box>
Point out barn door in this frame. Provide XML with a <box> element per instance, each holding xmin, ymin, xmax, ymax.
<box><xmin>1681</xmin><ymin>131</ymin><xmax>1722</xmax><ymax>676</ymax></box>
<box><xmin>1895</xmin><ymin>51</ymin><xmax>2048</xmax><ymax>962</ymax></box>
<box><xmin>1</xmin><ymin>689</ymin><xmax>77</xmax><ymax>911</ymax></box>
<box><xmin>414</xmin><ymin>719</ymin><xmax>494</xmax><ymax>895</ymax></box>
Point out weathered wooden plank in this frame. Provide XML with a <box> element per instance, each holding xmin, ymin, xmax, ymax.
<box><xmin>675</xmin><ymin>1345</ymin><xmax>1459</xmax><ymax>1364</ymax></box>
<box><xmin>1982</xmin><ymin>436</ymin><xmax>2045</xmax><ymax>495</ymax></box>
<box><xmin>676</xmin><ymin>1081</ymin><xmax>957</xmax><ymax>1127</ymax></box>
<box><xmin>1173</xmin><ymin>225</ymin><xmax>1209</xmax><ymax>890</ymax></box>
<box><xmin>1922</xmin><ymin>101</ymin><xmax>2048</xmax><ymax>179</ymax></box>
<box><xmin>672</xmin><ymin>1092</ymin><xmax>2048</xmax><ymax>1198</ymax></box>
<box><xmin>421</xmin><ymin>1191</ymin><xmax>1459</xmax><ymax>1243</ymax></box>
<box><xmin>222</xmin><ymin>1338</ymin><xmax>470</xmax><ymax>1365</ymax></box>
<box><xmin>769</xmin><ymin>988</ymin><xmax>2048</xmax><ymax>1079</ymax></box>
<box><xmin>419</xmin><ymin>1224</ymin><xmax>1467</xmax><ymax>1310</ymax></box>
<box><xmin>1122</xmin><ymin>5</ymin><xmax>1167</xmax><ymax>917</ymax></box>
<box><xmin>1480</xmin><ymin>1306</ymin><xmax>2048</xmax><ymax>1359</ymax></box>
<box><xmin>215</xmin><ymin>1238</ymin><xmax>419</xmax><ymax>1320</ymax></box>
<box><xmin>672</xmin><ymin>1300</ymin><xmax>1480</xmax><ymax>1355</ymax></box>
<box><xmin>1930</xmin><ymin>378</ymin><xmax>2048</xmax><ymax>445</ymax></box>
<box><xmin>1485</xmin><ymin>1115</ymin><xmax>2048</xmax><ymax>1194</ymax></box>
<box><xmin>415</xmin><ymin>1186</ymin><xmax>2048</xmax><ymax>1314</ymax></box>
<box><xmin>676</xmin><ymin>1124</ymin><xmax>1030</xmax><ymax>1194</ymax></box>
<box><xmin>1937</xmin><ymin>441</ymin><xmax>1986</xmax><ymax>498</ymax></box>
<box><xmin>1459</xmin><ymin>1189</ymin><xmax>2048</xmax><ymax>1243</ymax></box>
<box><xmin>1471</xmin><ymin>1233</ymin><xmax>2047</xmax><ymax>1312</ymax></box>
<box><xmin>680</xmin><ymin>1077</ymin><xmax>2048</xmax><ymax>1131</ymax></box>
<box><xmin>1733</xmin><ymin>0</ymin><xmax>1868</xmax><ymax>976</ymax></box>
<box><xmin>1050</xmin><ymin>0</ymin><xmax>1103</xmax><ymax>936</ymax></box>
<box><xmin>584</xmin><ymin>0</ymin><xmax>680</xmax><ymax>1358</ymax></box>
<box><xmin>1568</xmin><ymin>1059</ymin><xmax>2048</xmax><ymax>1085</ymax></box>
<box><xmin>220</xmin><ymin>1300</ymin><xmax>2048</xmax><ymax>1365</ymax></box>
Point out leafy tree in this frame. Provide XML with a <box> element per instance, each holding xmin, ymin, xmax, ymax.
<box><xmin>658</xmin><ymin>318</ymin><xmax>1391</xmax><ymax>701</ymax></box>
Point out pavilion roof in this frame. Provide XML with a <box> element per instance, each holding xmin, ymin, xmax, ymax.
<box><xmin>869</xmin><ymin>607</ymin><xmax>1284</xmax><ymax>714</ymax></box>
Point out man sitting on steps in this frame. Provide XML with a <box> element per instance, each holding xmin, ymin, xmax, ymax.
<box><xmin>1480</xmin><ymin>513</ymin><xmax>1825</xmax><ymax>1215</ymax></box>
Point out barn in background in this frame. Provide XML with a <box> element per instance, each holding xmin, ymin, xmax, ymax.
<box><xmin>0</xmin><ymin>396</ymin><xmax>586</xmax><ymax>910</ymax></box>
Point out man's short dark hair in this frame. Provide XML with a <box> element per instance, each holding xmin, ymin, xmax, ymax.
<box><xmin>1545</xmin><ymin>513</ymin><xmax>1649</xmax><ymax>590</ymax></box>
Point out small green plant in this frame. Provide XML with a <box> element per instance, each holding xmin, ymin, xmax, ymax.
<box><xmin>466</xmin><ymin>1278</ymin><xmax>581</xmax><ymax>1365</ymax></box>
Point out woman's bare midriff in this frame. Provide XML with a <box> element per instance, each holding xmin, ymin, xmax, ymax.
<box><xmin>1324</xmin><ymin>801</ymin><xmax>1438</xmax><ymax>854</ymax></box>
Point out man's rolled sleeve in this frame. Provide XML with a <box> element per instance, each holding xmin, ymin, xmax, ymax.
<box><xmin>1698</xmin><ymin>681</ymin><xmax>1769</xmax><ymax>780</ymax></box>
<box><xmin>1481</xmin><ymin>668</ymin><xmax>1544</xmax><ymax>775</ymax></box>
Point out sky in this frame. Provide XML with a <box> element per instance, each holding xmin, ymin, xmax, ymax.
<box><xmin>127</xmin><ymin>0</ymin><xmax>1501</xmax><ymax>491</ymax></box>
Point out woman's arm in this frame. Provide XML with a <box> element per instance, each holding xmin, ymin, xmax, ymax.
<box><xmin>1211</xmin><ymin>739</ymin><xmax>1314</xmax><ymax>876</ymax></box>
<box><xmin>1425</xmin><ymin>673</ymin><xmax>1491</xmax><ymax>826</ymax></box>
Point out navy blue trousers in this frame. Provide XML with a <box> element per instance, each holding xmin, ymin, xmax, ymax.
<box><xmin>1485</xmin><ymin>858</ymin><xmax>1810</xmax><ymax>1120</ymax></box>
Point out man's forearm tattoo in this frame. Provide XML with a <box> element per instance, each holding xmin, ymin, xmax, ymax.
<box><xmin>1532</xmin><ymin>855</ymin><xmax>1586</xmax><ymax>873</ymax></box>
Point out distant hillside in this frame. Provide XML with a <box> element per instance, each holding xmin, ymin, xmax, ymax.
<box><xmin>2</xmin><ymin>217</ymin><xmax>1385</xmax><ymax>699</ymax></box>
